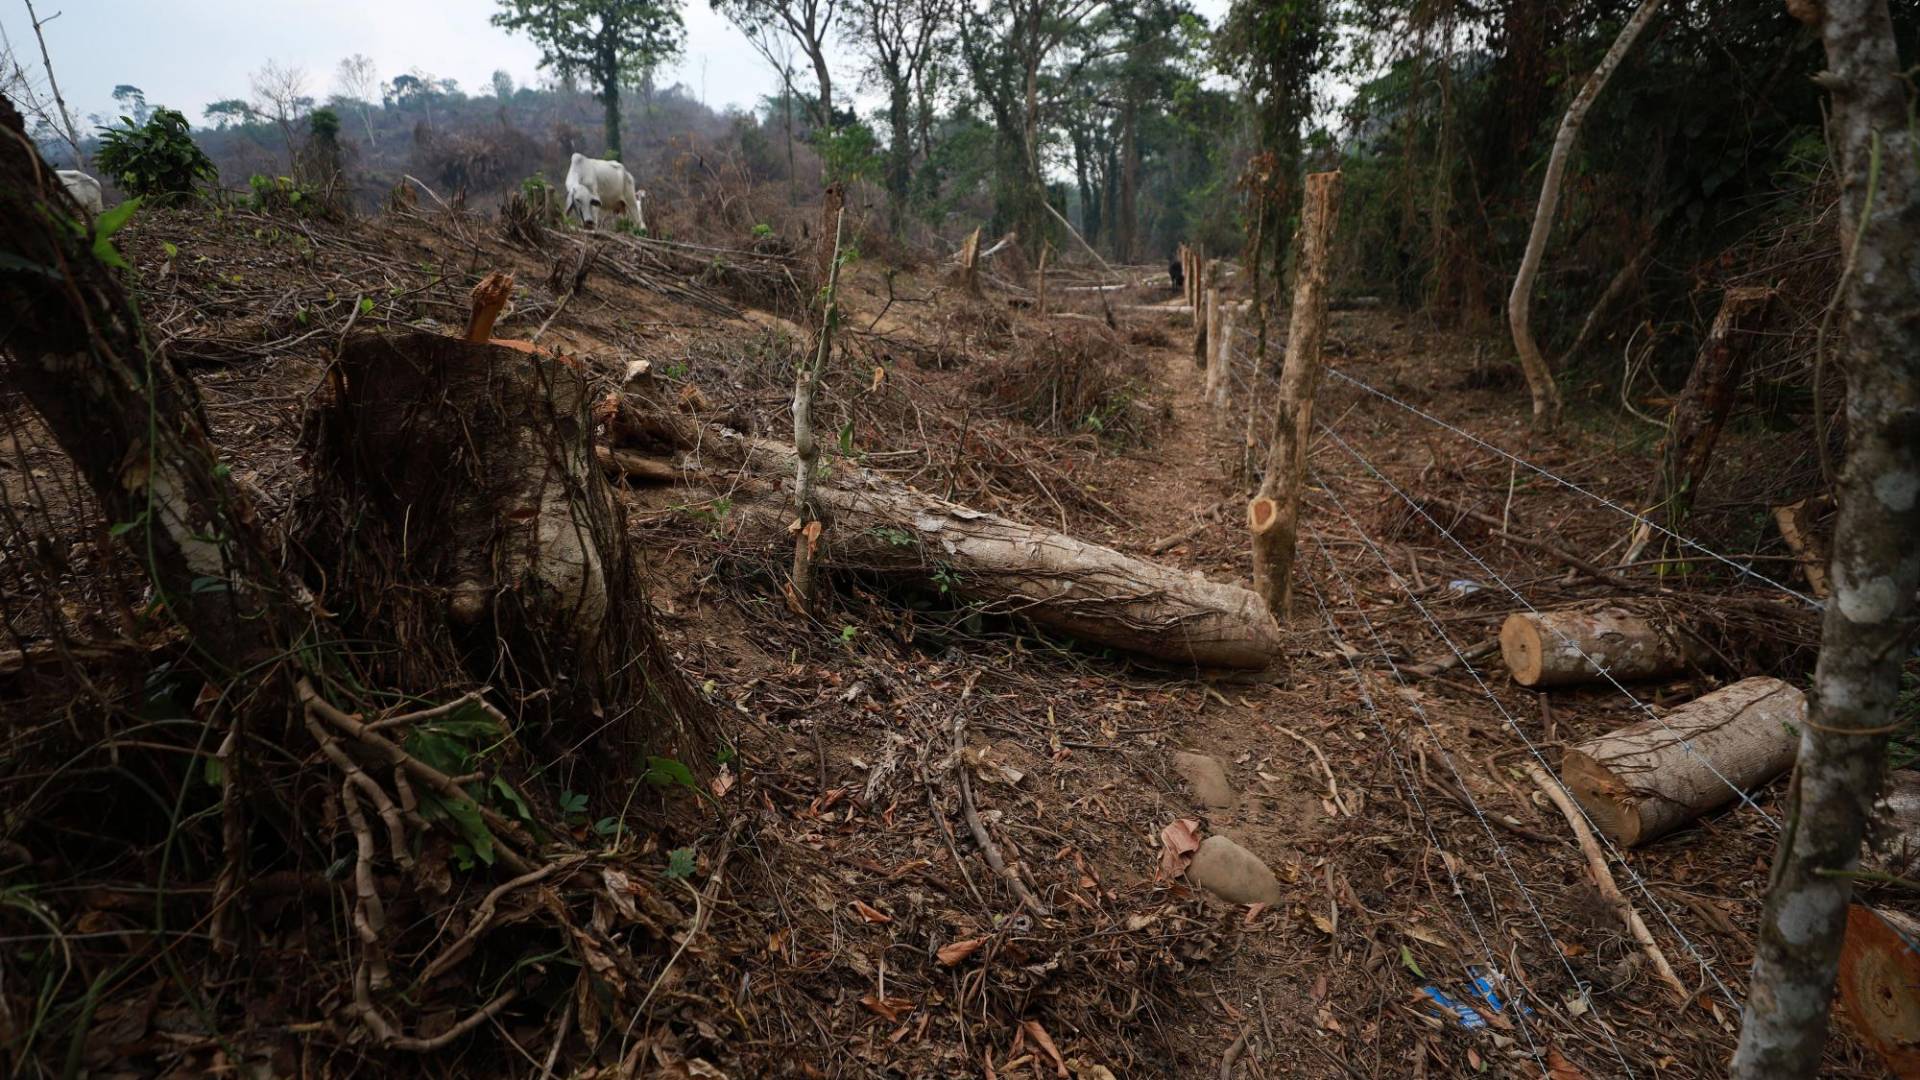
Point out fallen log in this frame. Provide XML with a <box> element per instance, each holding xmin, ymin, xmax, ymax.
<box><xmin>1838</xmin><ymin>905</ymin><xmax>1920</xmax><ymax>1078</ymax></box>
<box><xmin>729</xmin><ymin>475</ymin><xmax>1281</xmax><ymax>669</ymax></box>
<box><xmin>1563</xmin><ymin>676</ymin><xmax>1803</xmax><ymax>846</ymax></box>
<box><xmin>613</xmin><ymin>418</ymin><xmax>1284</xmax><ymax>669</ymax></box>
<box><xmin>1499</xmin><ymin>607</ymin><xmax>1707</xmax><ymax>687</ymax></box>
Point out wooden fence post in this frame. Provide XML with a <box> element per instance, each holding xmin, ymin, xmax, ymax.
<box><xmin>1203</xmin><ymin>284</ymin><xmax>1226</xmax><ymax>407</ymax></box>
<box><xmin>1248</xmin><ymin>170</ymin><xmax>1342</xmax><ymax>621</ymax></box>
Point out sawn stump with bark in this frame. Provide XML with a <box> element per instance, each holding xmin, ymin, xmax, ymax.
<box><xmin>299</xmin><ymin>330</ymin><xmax>707</xmax><ymax>761</ymax></box>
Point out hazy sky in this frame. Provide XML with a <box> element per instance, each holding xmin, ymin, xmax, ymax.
<box><xmin>3</xmin><ymin>0</ymin><xmax>1230</xmax><ymax>132</ymax></box>
<box><xmin>2</xmin><ymin>0</ymin><xmax>786</xmax><ymax>126</ymax></box>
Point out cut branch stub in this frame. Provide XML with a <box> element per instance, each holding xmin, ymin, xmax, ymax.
<box><xmin>1563</xmin><ymin>676</ymin><xmax>1803</xmax><ymax>846</ymax></box>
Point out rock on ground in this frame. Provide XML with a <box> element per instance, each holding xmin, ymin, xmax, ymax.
<box><xmin>1172</xmin><ymin>751</ymin><xmax>1237</xmax><ymax>809</ymax></box>
<box><xmin>1188</xmin><ymin>834</ymin><xmax>1283</xmax><ymax>905</ymax></box>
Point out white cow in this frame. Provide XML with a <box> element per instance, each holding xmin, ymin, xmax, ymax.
<box><xmin>57</xmin><ymin>169</ymin><xmax>103</xmax><ymax>214</ymax></box>
<box><xmin>563</xmin><ymin>153</ymin><xmax>645</xmax><ymax>232</ymax></box>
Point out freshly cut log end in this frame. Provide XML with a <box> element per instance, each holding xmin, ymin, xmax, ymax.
<box><xmin>1839</xmin><ymin>905</ymin><xmax>1920</xmax><ymax>1078</ymax></box>
<box><xmin>1499</xmin><ymin>607</ymin><xmax>1703</xmax><ymax>687</ymax></box>
<box><xmin>1563</xmin><ymin>676</ymin><xmax>1803</xmax><ymax>846</ymax></box>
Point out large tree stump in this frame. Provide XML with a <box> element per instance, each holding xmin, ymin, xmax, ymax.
<box><xmin>299</xmin><ymin>330</ymin><xmax>707</xmax><ymax>757</ymax></box>
<box><xmin>1563</xmin><ymin>676</ymin><xmax>1804</xmax><ymax>846</ymax></box>
<box><xmin>1838</xmin><ymin>905</ymin><xmax>1920</xmax><ymax>1077</ymax></box>
<box><xmin>1499</xmin><ymin>607</ymin><xmax>1707</xmax><ymax>687</ymax></box>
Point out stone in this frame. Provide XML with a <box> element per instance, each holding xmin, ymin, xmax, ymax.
<box><xmin>1187</xmin><ymin>835</ymin><xmax>1283</xmax><ymax>906</ymax></box>
<box><xmin>1172</xmin><ymin>751</ymin><xmax>1236</xmax><ymax>808</ymax></box>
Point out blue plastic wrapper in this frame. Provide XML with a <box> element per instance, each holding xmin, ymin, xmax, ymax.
<box><xmin>1421</xmin><ymin>967</ymin><xmax>1531</xmax><ymax>1029</ymax></box>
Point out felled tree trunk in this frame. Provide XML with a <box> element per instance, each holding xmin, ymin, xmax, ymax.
<box><xmin>299</xmin><ymin>329</ymin><xmax>707</xmax><ymax>754</ymax></box>
<box><xmin>1650</xmin><ymin>285</ymin><xmax>1774</xmax><ymax>535</ymax></box>
<box><xmin>607</xmin><ymin>420</ymin><xmax>1284</xmax><ymax>669</ymax></box>
<box><xmin>1563</xmin><ymin>676</ymin><xmax>1804</xmax><ymax>846</ymax></box>
<box><xmin>1498</xmin><ymin>607</ymin><xmax>1706</xmax><ymax>687</ymax></box>
<box><xmin>1837</xmin><ymin>905</ymin><xmax>1920</xmax><ymax>1078</ymax></box>
<box><xmin>727</xmin><ymin>480</ymin><xmax>1283</xmax><ymax>669</ymax></box>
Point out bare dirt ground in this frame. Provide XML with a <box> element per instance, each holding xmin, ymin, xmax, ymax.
<box><xmin>1</xmin><ymin>197</ymin><xmax>1898</xmax><ymax>1078</ymax></box>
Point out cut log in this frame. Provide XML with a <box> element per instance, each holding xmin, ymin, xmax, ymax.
<box><xmin>1563</xmin><ymin>676</ymin><xmax>1804</xmax><ymax>846</ymax></box>
<box><xmin>1838</xmin><ymin>905</ymin><xmax>1920</xmax><ymax>1078</ymax></box>
<box><xmin>731</xmin><ymin>478</ymin><xmax>1282</xmax><ymax>669</ymax></box>
<box><xmin>623</xmin><ymin>421</ymin><xmax>1283</xmax><ymax>669</ymax></box>
<box><xmin>1499</xmin><ymin>607</ymin><xmax>1706</xmax><ymax>687</ymax></box>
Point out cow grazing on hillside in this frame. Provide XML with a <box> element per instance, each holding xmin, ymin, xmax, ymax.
<box><xmin>57</xmin><ymin>169</ymin><xmax>103</xmax><ymax>214</ymax></box>
<box><xmin>563</xmin><ymin>153</ymin><xmax>645</xmax><ymax>232</ymax></box>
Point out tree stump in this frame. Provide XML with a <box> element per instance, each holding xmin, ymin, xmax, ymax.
<box><xmin>1563</xmin><ymin>676</ymin><xmax>1803</xmax><ymax>846</ymax></box>
<box><xmin>1499</xmin><ymin>607</ymin><xmax>1707</xmax><ymax>687</ymax></box>
<box><xmin>298</xmin><ymin>330</ymin><xmax>707</xmax><ymax>760</ymax></box>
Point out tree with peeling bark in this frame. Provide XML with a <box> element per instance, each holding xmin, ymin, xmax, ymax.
<box><xmin>1505</xmin><ymin>0</ymin><xmax>1664</xmax><ymax>428</ymax></box>
<box><xmin>1732</xmin><ymin>1</ymin><xmax>1920</xmax><ymax>1075</ymax></box>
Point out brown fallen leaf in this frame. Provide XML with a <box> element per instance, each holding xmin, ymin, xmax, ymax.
<box><xmin>1021</xmin><ymin>1020</ymin><xmax>1069</xmax><ymax>1078</ymax></box>
<box><xmin>860</xmin><ymin>994</ymin><xmax>916</xmax><ymax>1023</ymax></box>
<box><xmin>850</xmin><ymin>899</ymin><xmax>893</xmax><ymax>924</ymax></box>
<box><xmin>1157</xmin><ymin>818</ymin><xmax>1202</xmax><ymax>881</ymax></box>
<box><xmin>1545</xmin><ymin>1048</ymin><xmax>1589</xmax><ymax>1079</ymax></box>
<box><xmin>938</xmin><ymin>937</ymin><xmax>986</xmax><ymax>966</ymax></box>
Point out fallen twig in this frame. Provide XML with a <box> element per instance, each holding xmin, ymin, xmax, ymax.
<box><xmin>1271</xmin><ymin>723</ymin><xmax>1350</xmax><ymax>815</ymax></box>
<box><xmin>1524</xmin><ymin>762</ymin><xmax>1690</xmax><ymax>1003</ymax></box>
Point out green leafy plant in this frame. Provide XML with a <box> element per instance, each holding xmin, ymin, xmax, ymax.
<box><xmin>94</xmin><ymin>108</ymin><xmax>216</xmax><ymax>200</ymax></box>
<box><xmin>641</xmin><ymin>755</ymin><xmax>698</xmax><ymax>793</ymax></box>
<box><xmin>665</xmin><ymin>846</ymin><xmax>697</xmax><ymax>880</ymax></box>
<box><xmin>401</xmin><ymin>700</ymin><xmax>511</xmax><ymax>867</ymax></box>
<box><xmin>247</xmin><ymin>174</ymin><xmax>318</xmax><ymax>217</ymax></box>
<box><xmin>751</xmin><ymin>222</ymin><xmax>773</xmax><ymax>238</ymax></box>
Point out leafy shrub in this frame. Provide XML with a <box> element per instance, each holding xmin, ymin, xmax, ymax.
<box><xmin>248</xmin><ymin>173</ymin><xmax>319</xmax><ymax>216</ymax></box>
<box><xmin>93</xmin><ymin>107</ymin><xmax>216</xmax><ymax>200</ymax></box>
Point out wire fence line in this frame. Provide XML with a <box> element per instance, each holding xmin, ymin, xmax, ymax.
<box><xmin>1300</xmin><ymin>525</ymin><xmax>1647</xmax><ymax>1076</ymax></box>
<box><xmin>1295</xmin><ymin>560</ymin><xmax>1558</xmax><ymax>1077</ymax></box>
<box><xmin>1223</xmin><ymin>322</ymin><xmax>1822</xmax><ymax>611</ymax></box>
<box><xmin>1307</xmin><ymin>465</ymin><xmax>1744</xmax><ymax>1011</ymax></box>
<box><xmin>1318</xmin><ymin>422</ymin><xmax>1781</xmax><ymax>832</ymax></box>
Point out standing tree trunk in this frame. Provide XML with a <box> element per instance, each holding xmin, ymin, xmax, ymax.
<box><xmin>1732</xmin><ymin>1</ymin><xmax>1920</xmax><ymax>1075</ymax></box>
<box><xmin>886</xmin><ymin>76</ymin><xmax>913</xmax><ymax>237</ymax></box>
<box><xmin>599</xmin><ymin>68</ymin><xmax>623</xmax><ymax>159</ymax></box>
<box><xmin>1505</xmin><ymin>0</ymin><xmax>1664</xmax><ymax>427</ymax></box>
<box><xmin>0</xmin><ymin>96</ymin><xmax>287</xmax><ymax>666</ymax></box>
<box><xmin>1118</xmin><ymin>95</ymin><xmax>1138</xmax><ymax>265</ymax></box>
<box><xmin>1650</xmin><ymin>285</ymin><xmax>1775</xmax><ymax>537</ymax></box>
<box><xmin>792</xmin><ymin>189</ymin><xmax>846</xmax><ymax>611</ymax></box>
<box><xmin>1249</xmin><ymin>171</ymin><xmax>1342</xmax><ymax>620</ymax></box>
